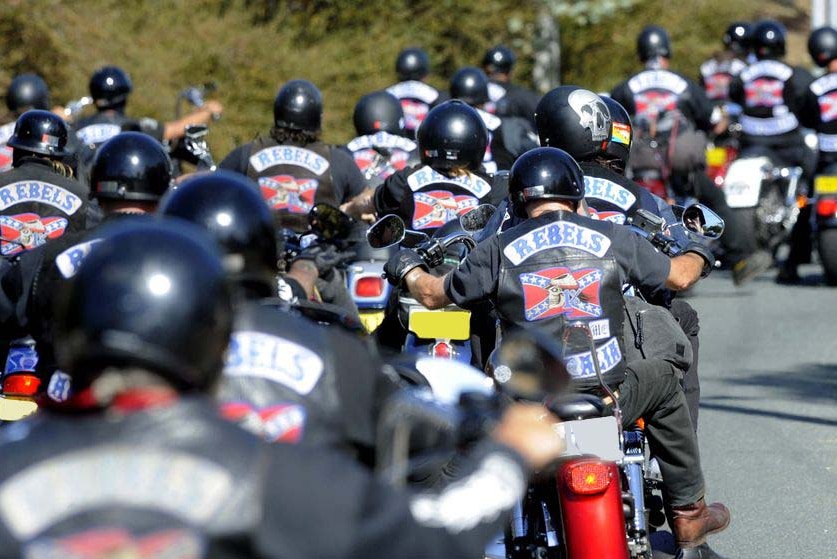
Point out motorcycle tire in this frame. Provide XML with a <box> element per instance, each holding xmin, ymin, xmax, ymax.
<box><xmin>734</xmin><ymin>207</ymin><xmax>759</xmax><ymax>252</ymax></box>
<box><xmin>817</xmin><ymin>228</ymin><xmax>837</xmax><ymax>286</ymax></box>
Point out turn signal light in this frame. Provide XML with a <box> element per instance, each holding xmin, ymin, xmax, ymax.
<box><xmin>355</xmin><ymin>276</ymin><xmax>384</xmax><ymax>298</ymax></box>
<box><xmin>3</xmin><ymin>374</ymin><xmax>41</xmax><ymax>397</ymax></box>
<box><xmin>817</xmin><ymin>198</ymin><xmax>837</xmax><ymax>218</ymax></box>
<box><xmin>564</xmin><ymin>460</ymin><xmax>612</xmax><ymax>495</ymax></box>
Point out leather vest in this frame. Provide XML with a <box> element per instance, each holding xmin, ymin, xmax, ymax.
<box><xmin>386</xmin><ymin>80</ymin><xmax>441</xmax><ymax>136</ymax></box>
<box><xmin>73</xmin><ymin>112</ymin><xmax>135</xmax><ymax>147</ymax></box>
<box><xmin>245</xmin><ymin>138</ymin><xmax>338</xmax><ymax>232</ymax></box>
<box><xmin>495</xmin><ymin>211</ymin><xmax>627</xmax><ymax>390</ymax></box>
<box><xmin>401</xmin><ymin>165</ymin><xmax>493</xmax><ymax>236</ymax></box>
<box><xmin>627</xmin><ymin>69</ymin><xmax>691</xmax><ymax>132</ymax></box>
<box><xmin>809</xmin><ymin>72</ymin><xmax>837</xmax><ymax>156</ymax></box>
<box><xmin>700</xmin><ymin>58</ymin><xmax>746</xmax><ymax>101</ymax></box>
<box><xmin>580</xmin><ymin>162</ymin><xmax>641</xmax><ymax>225</ymax></box>
<box><xmin>738</xmin><ymin>60</ymin><xmax>799</xmax><ymax>136</ymax></box>
<box><xmin>345</xmin><ymin>131</ymin><xmax>418</xmax><ymax>188</ymax></box>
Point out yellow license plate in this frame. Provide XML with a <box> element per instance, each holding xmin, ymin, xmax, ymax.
<box><xmin>0</xmin><ymin>396</ymin><xmax>38</xmax><ymax>421</ymax></box>
<box><xmin>706</xmin><ymin>147</ymin><xmax>728</xmax><ymax>167</ymax></box>
<box><xmin>408</xmin><ymin>309</ymin><xmax>471</xmax><ymax>340</ymax></box>
<box><xmin>815</xmin><ymin>176</ymin><xmax>837</xmax><ymax>194</ymax></box>
<box><xmin>359</xmin><ymin>311</ymin><xmax>385</xmax><ymax>334</ymax></box>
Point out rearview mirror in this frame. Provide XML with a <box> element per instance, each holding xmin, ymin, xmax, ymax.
<box><xmin>366</xmin><ymin>214</ymin><xmax>406</xmax><ymax>248</ymax></box>
<box><xmin>459</xmin><ymin>204</ymin><xmax>497</xmax><ymax>233</ymax></box>
<box><xmin>681</xmin><ymin>204</ymin><xmax>724</xmax><ymax>239</ymax></box>
<box><xmin>309</xmin><ymin>203</ymin><xmax>353</xmax><ymax>241</ymax></box>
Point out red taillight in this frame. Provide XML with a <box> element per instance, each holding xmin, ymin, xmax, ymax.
<box><xmin>3</xmin><ymin>374</ymin><xmax>41</xmax><ymax>397</ymax></box>
<box><xmin>355</xmin><ymin>276</ymin><xmax>384</xmax><ymax>298</ymax></box>
<box><xmin>563</xmin><ymin>460</ymin><xmax>613</xmax><ymax>495</ymax></box>
<box><xmin>817</xmin><ymin>198</ymin><xmax>837</xmax><ymax>218</ymax></box>
<box><xmin>431</xmin><ymin>341</ymin><xmax>453</xmax><ymax>358</ymax></box>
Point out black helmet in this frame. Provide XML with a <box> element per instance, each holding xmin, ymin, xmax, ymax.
<box><xmin>7</xmin><ymin>109</ymin><xmax>68</xmax><ymax>158</ymax></box>
<box><xmin>54</xmin><ymin>218</ymin><xmax>233</xmax><ymax>392</ymax></box>
<box><xmin>752</xmin><ymin>20</ymin><xmax>786</xmax><ymax>59</ymax></box>
<box><xmin>395</xmin><ymin>47</ymin><xmax>430</xmax><ymax>81</ymax></box>
<box><xmin>637</xmin><ymin>25</ymin><xmax>672</xmax><ymax>62</ymax></box>
<box><xmin>5</xmin><ymin>74</ymin><xmax>50</xmax><ymax>113</ymax></box>
<box><xmin>535</xmin><ymin>86</ymin><xmax>611</xmax><ymax>162</ymax></box>
<box><xmin>808</xmin><ymin>26</ymin><xmax>837</xmax><ymax>68</ymax></box>
<box><xmin>723</xmin><ymin>21</ymin><xmax>752</xmax><ymax>55</ymax></box>
<box><xmin>353</xmin><ymin>90</ymin><xmax>405</xmax><ymax>136</ymax></box>
<box><xmin>450</xmin><ymin>67</ymin><xmax>490</xmax><ymax>106</ymax></box>
<box><xmin>417</xmin><ymin>100</ymin><xmax>488</xmax><ymax>171</ymax></box>
<box><xmin>90</xmin><ymin>132</ymin><xmax>172</xmax><ymax>201</ymax></box>
<box><xmin>273</xmin><ymin>79</ymin><xmax>323</xmax><ymax>131</ymax></box>
<box><xmin>158</xmin><ymin>170</ymin><xmax>278</xmax><ymax>295</ymax></box>
<box><xmin>89</xmin><ymin>66</ymin><xmax>133</xmax><ymax>109</ymax></box>
<box><xmin>508</xmin><ymin>147</ymin><xmax>585</xmax><ymax>218</ymax></box>
<box><xmin>482</xmin><ymin>45</ymin><xmax>517</xmax><ymax>74</ymax></box>
<box><xmin>601</xmin><ymin>96</ymin><xmax>632</xmax><ymax>174</ymax></box>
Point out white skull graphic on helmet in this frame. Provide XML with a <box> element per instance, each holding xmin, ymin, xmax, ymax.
<box><xmin>568</xmin><ymin>89</ymin><xmax>610</xmax><ymax>143</ymax></box>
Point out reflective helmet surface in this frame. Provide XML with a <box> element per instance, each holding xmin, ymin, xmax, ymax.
<box><xmin>752</xmin><ymin>20</ymin><xmax>787</xmax><ymax>59</ymax></box>
<box><xmin>89</xmin><ymin>66</ymin><xmax>133</xmax><ymax>109</ymax></box>
<box><xmin>158</xmin><ymin>170</ymin><xmax>278</xmax><ymax>293</ymax></box>
<box><xmin>723</xmin><ymin>21</ymin><xmax>752</xmax><ymax>55</ymax></box>
<box><xmin>482</xmin><ymin>45</ymin><xmax>517</xmax><ymax>74</ymax></box>
<box><xmin>417</xmin><ymin>100</ymin><xmax>488</xmax><ymax>171</ymax></box>
<box><xmin>600</xmin><ymin>96</ymin><xmax>633</xmax><ymax>173</ymax></box>
<box><xmin>808</xmin><ymin>26</ymin><xmax>837</xmax><ymax>67</ymax></box>
<box><xmin>54</xmin><ymin>218</ymin><xmax>233</xmax><ymax>392</ymax></box>
<box><xmin>395</xmin><ymin>47</ymin><xmax>430</xmax><ymax>81</ymax></box>
<box><xmin>535</xmin><ymin>86</ymin><xmax>611</xmax><ymax>162</ymax></box>
<box><xmin>6</xmin><ymin>74</ymin><xmax>50</xmax><ymax>113</ymax></box>
<box><xmin>7</xmin><ymin>109</ymin><xmax>68</xmax><ymax>157</ymax></box>
<box><xmin>637</xmin><ymin>25</ymin><xmax>672</xmax><ymax>62</ymax></box>
<box><xmin>353</xmin><ymin>90</ymin><xmax>405</xmax><ymax>136</ymax></box>
<box><xmin>90</xmin><ymin>132</ymin><xmax>172</xmax><ymax>201</ymax></box>
<box><xmin>450</xmin><ymin>67</ymin><xmax>490</xmax><ymax>106</ymax></box>
<box><xmin>273</xmin><ymin>79</ymin><xmax>323</xmax><ymax>131</ymax></box>
<box><xmin>508</xmin><ymin>147</ymin><xmax>585</xmax><ymax>218</ymax></box>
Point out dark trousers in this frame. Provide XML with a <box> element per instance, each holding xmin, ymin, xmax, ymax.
<box><xmin>618</xmin><ymin>359</ymin><xmax>704</xmax><ymax>507</ymax></box>
<box><xmin>669</xmin><ymin>299</ymin><xmax>701</xmax><ymax>431</ymax></box>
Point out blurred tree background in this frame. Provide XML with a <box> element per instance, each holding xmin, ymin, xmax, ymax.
<box><xmin>0</xmin><ymin>0</ymin><xmax>812</xmax><ymax>157</ymax></box>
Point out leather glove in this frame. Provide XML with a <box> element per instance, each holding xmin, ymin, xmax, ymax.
<box><xmin>293</xmin><ymin>244</ymin><xmax>354</xmax><ymax>281</ymax></box>
<box><xmin>384</xmin><ymin>248</ymin><xmax>427</xmax><ymax>286</ymax></box>
<box><xmin>683</xmin><ymin>241</ymin><xmax>715</xmax><ymax>278</ymax></box>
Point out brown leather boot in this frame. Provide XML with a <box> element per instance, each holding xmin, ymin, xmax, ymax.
<box><xmin>671</xmin><ymin>498</ymin><xmax>730</xmax><ymax>548</ymax></box>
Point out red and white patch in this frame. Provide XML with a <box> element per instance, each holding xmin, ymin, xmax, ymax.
<box><xmin>0</xmin><ymin>146</ymin><xmax>12</xmax><ymax>173</ymax></box>
<box><xmin>819</xmin><ymin>92</ymin><xmax>837</xmax><ymax>123</ymax></box>
<box><xmin>219</xmin><ymin>402</ymin><xmax>306</xmax><ymax>444</ymax></box>
<box><xmin>634</xmin><ymin>90</ymin><xmax>678</xmax><ymax>120</ymax></box>
<box><xmin>519</xmin><ymin>266</ymin><xmax>603</xmax><ymax>322</ymax></box>
<box><xmin>25</xmin><ymin>528</ymin><xmax>202</xmax><ymax>559</ymax></box>
<box><xmin>586</xmin><ymin>207</ymin><xmax>626</xmax><ymax>224</ymax></box>
<box><xmin>0</xmin><ymin>212</ymin><xmax>68</xmax><ymax>256</ymax></box>
<box><xmin>704</xmin><ymin>73</ymin><xmax>732</xmax><ymax>101</ymax></box>
<box><xmin>412</xmin><ymin>190</ymin><xmax>478</xmax><ymax>230</ymax></box>
<box><xmin>352</xmin><ymin>148</ymin><xmax>411</xmax><ymax>181</ymax></box>
<box><xmin>744</xmin><ymin>78</ymin><xmax>784</xmax><ymax>108</ymax></box>
<box><xmin>401</xmin><ymin>99</ymin><xmax>430</xmax><ymax>132</ymax></box>
<box><xmin>258</xmin><ymin>174</ymin><xmax>318</xmax><ymax>214</ymax></box>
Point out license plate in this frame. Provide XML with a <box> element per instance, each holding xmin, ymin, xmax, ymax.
<box><xmin>408</xmin><ymin>308</ymin><xmax>471</xmax><ymax>340</ymax></box>
<box><xmin>815</xmin><ymin>176</ymin><xmax>837</xmax><ymax>195</ymax></box>
<box><xmin>706</xmin><ymin>147</ymin><xmax>728</xmax><ymax>167</ymax></box>
<box><xmin>554</xmin><ymin>416</ymin><xmax>623</xmax><ymax>462</ymax></box>
<box><xmin>359</xmin><ymin>311</ymin><xmax>385</xmax><ymax>334</ymax></box>
<box><xmin>0</xmin><ymin>396</ymin><xmax>37</xmax><ymax>421</ymax></box>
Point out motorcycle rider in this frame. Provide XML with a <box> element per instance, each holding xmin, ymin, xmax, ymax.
<box><xmin>481</xmin><ymin>44</ymin><xmax>541</xmax><ymax>125</ymax></box>
<box><xmin>729</xmin><ymin>20</ymin><xmax>816</xmax><ymax>284</ymax></box>
<box><xmin>386</xmin><ymin>47</ymin><xmax>445</xmax><ymax>139</ymax></box>
<box><xmin>0</xmin><ymin>74</ymin><xmax>56</xmax><ymax>172</ymax></box>
<box><xmin>0</xmin><ymin>217</ymin><xmax>566</xmax><ymax>558</ymax></box>
<box><xmin>448</xmin><ymin>66</ymin><xmax>538</xmax><ymax>173</ymax></box>
<box><xmin>343</xmin><ymin>90</ymin><xmax>419</xmax><ymax>189</ymax></box>
<box><xmin>699</xmin><ymin>22</ymin><xmax>751</xmax><ymax>116</ymax></box>
<box><xmin>386</xmin><ymin>146</ymin><xmax>730</xmax><ymax>557</ymax></box>
<box><xmin>157</xmin><ymin>170</ymin><xmax>398</xmax><ymax>463</ymax></box>
<box><xmin>612</xmin><ymin>24</ymin><xmax>772</xmax><ymax>285</ymax></box>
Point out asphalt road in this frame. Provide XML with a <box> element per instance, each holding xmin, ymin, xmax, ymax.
<box><xmin>674</xmin><ymin>262</ymin><xmax>837</xmax><ymax>558</ymax></box>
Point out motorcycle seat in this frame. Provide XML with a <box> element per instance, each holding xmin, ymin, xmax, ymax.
<box><xmin>547</xmin><ymin>393</ymin><xmax>608</xmax><ymax>421</ymax></box>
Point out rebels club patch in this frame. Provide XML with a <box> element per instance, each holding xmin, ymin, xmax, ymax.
<box><xmin>745</xmin><ymin>78</ymin><xmax>784</xmax><ymax>108</ymax></box>
<box><xmin>412</xmin><ymin>190</ymin><xmax>478</xmax><ymax>230</ymax></box>
<box><xmin>819</xmin><ymin>92</ymin><xmax>837</xmax><ymax>123</ymax></box>
<box><xmin>220</xmin><ymin>401</ymin><xmax>307</xmax><ymax>444</ymax></box>
<box><xmin>520</xmin><ymin>266</ymin><xmax>603</xmax><ymax>322</ymax></box>
<box><xmin>259</xmin><ymin>174</ymin><xmax>318</xmax><ymax>214</ymax></box>
<box><xmin>634</xmin><ymin>90</ymin><xmax>677</xmax><ymax>119</ymax></box>
<box><xmin>24</xmin><ymin>528</ymin><xmax>203</xmax><ymax>559</ymax></box>
<box><xmin>586</xmin><ymin>207</ymin><xmax>626</xmax><ymax>224</ymax></box>
<box><xmin>352</xmin><ymin>148</ymin><xmax>410</xmax><ymax>181</ymax></box>
<box><xmin>0</xmin><ymin>213</ymin><xmax>68</xmax><ymax>256</ymax></box>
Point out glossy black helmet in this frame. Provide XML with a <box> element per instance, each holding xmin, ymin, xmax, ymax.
<box><xmin>7</xmin><ymin>109</ymin><xmax>68</xmax><ymax>158</ymax></box>
<box><xmin>601</xmin><ymin>96</ymin><xmax>633</xmax><ymax>174</ymax></box>
<box><xmin>752</xmin><ymin>20</ymin><xmax>786</xmax><ymax>59</ymax></box>
<box><xmin>417</xmin><ymin>100</ymin><xmax>488</xmax><ymax>171</ymax></box>
<box><xmin>54</xmin><ymin>218</ymin><xmax>233</xmax><ymax>392</ymax></box>
<box><xmin>158</xmin><ymin>170</ymin><xmax>278</xmax><ymax>295</ymax></box>
<box><xmin>508</xmin><ymin>147</ymin><xmax>585</xmax><ymax>218</ymax></box>
<box><xmin>5</xmin><ymin>74</ymin><xmax>50</xmax><ymax>113</ymax></box>
<box><xmin>353</xmin><ymin>90</ymin><xmax>405</xmax><ymax>136</ymax></box>
<box><xmin>395</xmin><ymin>47</ymin><xmax>430</xmax><ymax>81</ymax></box>
<box><xmin>723</xmin><ymin>21</ymin><xmax>752</xmax><ymax>55</ymax></box>
<box><xmin>273</xmin><ymin>79</ymin><xmax>323</xmax><ymax>131</ymax></box>
<box><xmin>89</xmin><ymin>65</ymin><xmax>133</xmax><ymax>109</ymax></box>
<box><xmin>482</xmin><ymin>45</ymin><xmax>517</xmax><ymax>75</ymax></box>
<box><xmin>90</xmin><ymin>132</ymin><xmax>172</xmax><ymax>201</ymax></box>
<box><xmin>637</xmin><ymin>25</ymin><xmax>672</xmax><ymax>62</ymax></box>
<box><xmin>535</xmin><ymin>86</ymin><xmax>611</xmax><ymax>162</ymax></box>
<box><xmin>808</xmin><ymin>26</ymin><xmax>837</xmax><ymax>68</ymax></box>
<box><xmin>450</xmin><ymin>66</ymin><xmax>490</xmax><ymax>106</ymax></box>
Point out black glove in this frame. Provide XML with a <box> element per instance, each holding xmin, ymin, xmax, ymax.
<box><xmin>384</xmin><ymin>248</ymin><xmax>427</xmax><ymax>286</ymax></box>
<box><xmin>293</xmin><ymin>244</ymin><xmax>354</xmax><ymax>280</ymax></box>
<box><xmin>683</xmin><ymin>241</ymin><xmax>715</xmax><ymax>277</ymax></box>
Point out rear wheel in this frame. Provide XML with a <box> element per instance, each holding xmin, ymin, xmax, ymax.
<box><xmin>818</xmin><ymin>228</ymin><xmax>837</xmax><ymax>286</ymax></box>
